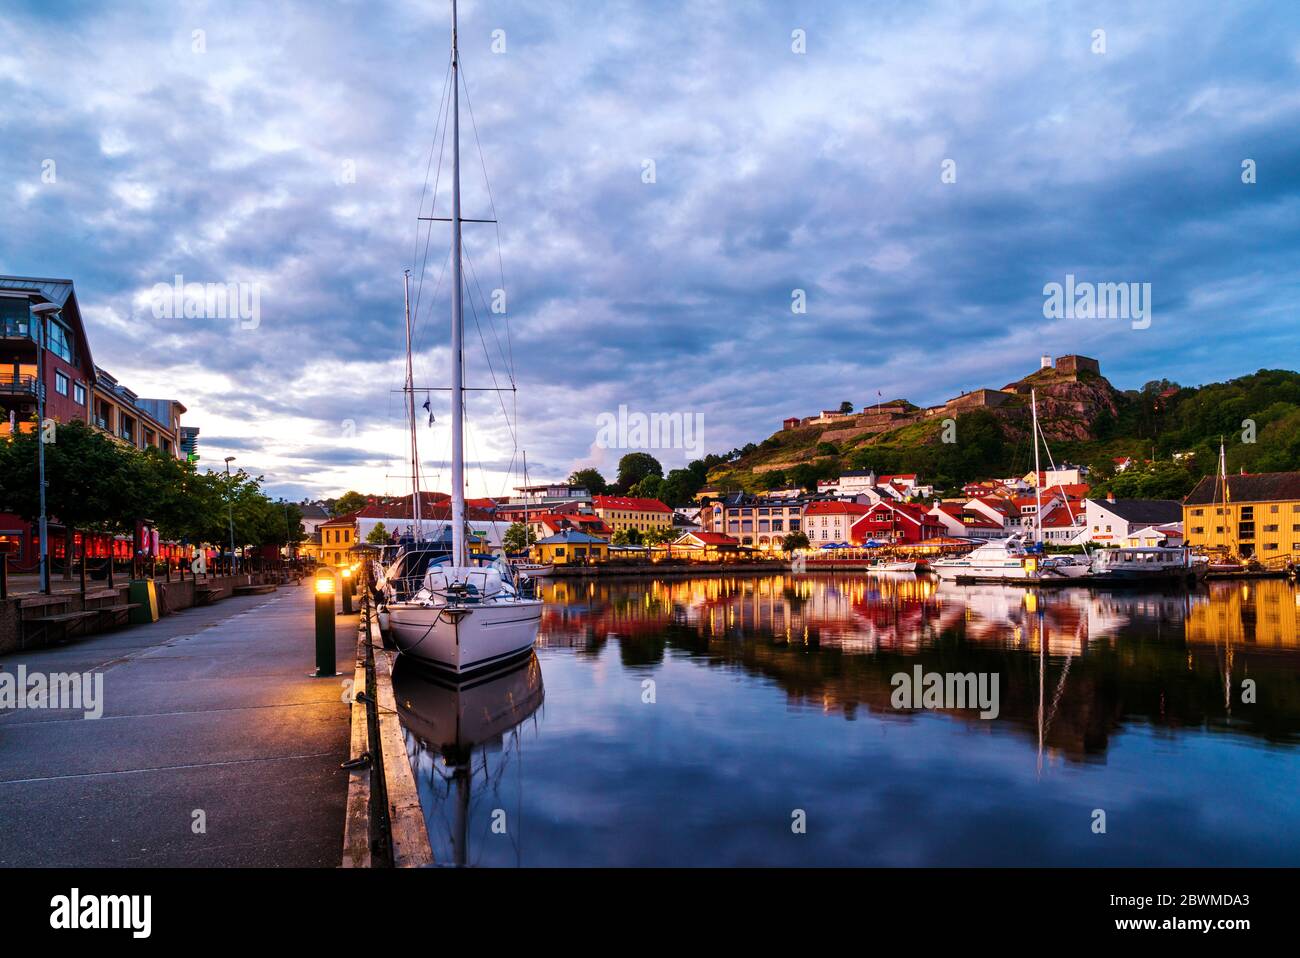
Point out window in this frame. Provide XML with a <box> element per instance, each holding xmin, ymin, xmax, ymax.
<box><xmin>1191</xmin><ymin>508</ymin><xmax>1203</xmax><ymax>516</ymax></box>
<box><xmin>45</xmin><ymin>320</ymin><xmax>75</xmax><ymax>363</ymax></box>
<box><xmin>55</xmin><ymin>372</ymin><xmax>69</xmax><ymax>396</ymax></box>
<box><xmin>1263</xmin><ymin>542</ymin><xmax>1278</xmax><ymax>551</ymax></box>
<box><xmin>73</xmin><ymin>382</ymin><xmax>86</xmax><ymax>404</ymax></box>
<box><xmin>1192</xmin><ymin>526</ymin><xmax>1204</xmax><ymax>534</ymax></box>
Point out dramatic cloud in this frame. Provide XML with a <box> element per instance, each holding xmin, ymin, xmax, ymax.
<box><xmin>2</xmin><ymin>0</ymin><xmax>1298</xmax><ymax>499</ymax></box>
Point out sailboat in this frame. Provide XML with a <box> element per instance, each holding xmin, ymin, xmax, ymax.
<box><xmin>384</xmin><ymin>0</ymin><xmax>543</xmax><ymax>674</ymax></box>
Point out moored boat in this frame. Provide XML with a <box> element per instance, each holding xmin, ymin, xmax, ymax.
<box><xmin>382</xmin><ymin>0</ymin><xmax>542</xmax><ymax>675</ymax></box>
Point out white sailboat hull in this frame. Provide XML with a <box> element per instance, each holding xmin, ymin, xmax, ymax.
<box><xmin>389</xmin><ymin>599</ymin><xmax>543</xmax><ymax>674</ymax></box>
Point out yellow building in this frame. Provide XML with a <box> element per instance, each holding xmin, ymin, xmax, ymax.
<box><xmin>1183</xmin><ymin>472</ymin><xmax>1300</xmax><ymax>562</ymax></box>
<box><xmin>318</xmin><ymin>514</ymin><xmax>357</xmax><ymax>567</ymax></box>
<box><xmin>532</xmin><ymin>530</ymin><xmax>609</xmax><ymax>565</ymax></box>
<box><xmin>591</xmin><ymin>495</ymin><xmax>672</xmax><ymax>537</ymax></box>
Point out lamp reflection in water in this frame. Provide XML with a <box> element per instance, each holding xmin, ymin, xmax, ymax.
<box><xmin>392</xmin><ymin>653</ymin><xmax>544</xmax><ymax>867</ymax></box>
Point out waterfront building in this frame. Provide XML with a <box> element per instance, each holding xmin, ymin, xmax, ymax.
<box><xmin>318</xmin><ymin>512</ymin><xmax>360</xmax><ymax>566</ymax></box>
<box><xmin>0</xmin><ymin>277</ymin><xmax>96</xmax><ymax>438</ymax></box>
<box><xmin>591</xmin><ymin>495</ymin><xmax>673</xmax><ymax>537</ymax></box>
<box><xmin>91</xmin><ymin>367</ymin><xmax>184</xmax><ymax>456</ymax></box>
<box><xmin>1084</xmin><ymin>496</ymin><xmax>1183</xmax><ymax>546</ymax></box>
<box><xmin>926</xmin><ymin>502</ymin><xmax>1006</xmax><ymax>540</ymax></box>
<box><xmin>0</xmin><ymin>275</ymin><xmax>193</xmax><ymax>566</ymax></box>
<box><xmin>526</xmin><ymin>512</ymin><xmax>612</xmax><ymax>543</ymax></box>
<box><xmin>532</xmin><ymin>529</ymin><xmax>609</xmax><ymax>565</ymax></box>
<box><xmin>671</xmin><ymin>530</ymin><xmax>741</xmax><ymax>558</ymax></box>
<box><xmin>804</xmin><ymin>500</ymin><xmax>871</xmax><ymax>544</ymax></box>
<box><xmin>850</xmin><ymin>501</ymin><xmax>944</xmax><ymax>545</ymax></box>
<box><xmin>1183</xmin><ymin>471</ymin><xmax>1300</xmax><ymax>561</ymax></box>
<box><xmin>699</xmin><ymin>492</ymin><xmax>807</xmax><ymax>549</ymax></box>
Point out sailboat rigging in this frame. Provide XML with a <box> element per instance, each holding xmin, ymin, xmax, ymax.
<box><xmin>380</xmin><ymin>0</ymin><xmax>543</xmax><ymax>674</ymax></box>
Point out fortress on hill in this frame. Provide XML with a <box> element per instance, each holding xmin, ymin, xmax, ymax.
<box><xmin>780</xmin><ymin>355</ymin><xmax>1102</xmax><ymax>444</ymax></box>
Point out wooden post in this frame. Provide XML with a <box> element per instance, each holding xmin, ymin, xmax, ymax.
<box><xmin>79</xmin><ymin>537</ymin><xmax>87</xmax><ymax>596</ymax></box>
<box><xmin>0</xmin><ymin>551</ymin><xmax>7</xmax><ymax>601</ymax></box>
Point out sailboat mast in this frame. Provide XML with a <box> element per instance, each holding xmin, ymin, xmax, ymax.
<box><xmin>403</xmin><ymin>269</ymin><xmax>423</xmax><ymax>542</ymax></box>
<box><xmin>449</xmin><ymin>0</ymin><xmax>466</xmax><ymax>566</ymax></box>
<box><xmin>1031</xmin><ymin>389</ymin><xmax>1043</xmax><ymax>545</ymax></box>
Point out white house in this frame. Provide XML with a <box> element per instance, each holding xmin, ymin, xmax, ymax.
<box><xmin>1083</xmin><ymin>497</ymin><xmax>1183</xmax><ymax>546</ymax></box>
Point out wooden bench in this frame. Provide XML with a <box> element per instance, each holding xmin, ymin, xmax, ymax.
<box><xmin>19</xmin><ymin>597</ymin><xmax>98</xmax><ymax>648</ymax></box>
<box><xmin>194</xmin><ymin>587</ymin><xmax>223</xmax><ymax>606</ymax></box>
<box><xmin>91</xmin><ymin>602</ymin><xmax>142</xmax><ymax>627</ymax></box>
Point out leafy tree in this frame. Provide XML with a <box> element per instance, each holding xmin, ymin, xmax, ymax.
<box><xmin>659</xmin><ymin>468</ymin><xmax>699</xmax><ymax>506</ymax></box>
<box><xmin>642</xmin><ymin>525</ymin><xmax>675</xmax><ymax>546</ymax></box>
<box><xmin>839</xmin><ymin>401</ymin><xmax>854</xmax><ymax>414</ymax></box>
<box><xmin>630</xmin><ymin>474</ymin><xmax>664</xmax><ymax>500</ymax></box>
<box><xmin>332</xmin><ymin>490</ymin><xmax>367</xmax><ymax>516</ymax></box>
<box><xmin>502</xmin><ymin>521</ymin><xmax>531</xmax><ymax>552</ymax></box>
<box><xmin>616</xmin><ymin>452</ymin><xmax>662</xmax><ymax>492</ymax></box>
<box><xmin>366</xmin><ymin>521</ymin><xmax>390</xmax><ymax>545</ymax></box>
<box><xmin>611</xmin><ymin>528</ymin><xmax>644</xmax><ymax>546</ymax></box>
<box><xmin>783</xmin><ymin>532</ymin><xmax>810</xmax><ymax>552</ymax></box>
<box><xmin>567</xmin><ymin>467</ymin><xmax>608</xmax><ymax>495</ymax></box>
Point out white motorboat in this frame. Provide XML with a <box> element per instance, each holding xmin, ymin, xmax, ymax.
<box><xmin>385</xmin><ymin>1</ymin><xmax>542</xmax><ymax>675</ymax></box>
<box><xmin>873</xmin><ymin>559</ymin><xmax>920</xmax><ymax>573</ymax></box>
<box><xmin>930</xmin><ymin>537</ymin><xmax>1036</xmax><ymax>580</ymax></box>
<box><xmin>511</xmin><ymin>561</ymin><xmax>554</xmax><ymax>578</ymax></box>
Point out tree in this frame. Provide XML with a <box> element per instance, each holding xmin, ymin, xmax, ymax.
<box><xmin>567</xmin><ymin>467</ymin><xmax>608</xmax><ymax>495</ymax></box>
<box><xmin>615</xmin><ymin>452</ymin><xmax>662</xmax><ymax>492</ymax></box>
<box><xmin>366</xmin><ymin>521</ymin><xmax>390</xmax><ymax>545</ymax></box>
<box><xmin>783</xmin><ymin>532</ymin><xmax>810</xmax><ymax>552</ymax></box>
<box><xmin>612</xmin><ymin>528</ymin><xmax>643</xmax><ymax>546</ymax></box>
<box><xmin>502</xmin><ymin>521</ymin><xmax>531</xmax><ymax>552</ymax></box>
<box><xmin>659</xmin><ymin>468</ymin><xmax>699</xmax><ymax>506</ymax></box>
<box><xmin>642</xmin><ymin>525</ymin><xmax>675</xmax><ymax>546</ymax></box>
<box><xmin>630</xmin><ymin>474</ymin><xmax>664</xmax><ymax>500</ymax></box>
<box><xmin>839</xmin><ymin>401</ymin><xmax>854</xmax><ymax>414</ymax></box>
<box><xmin>332</xmin><ymin>491</ymin><xmax>366</xmax><ymax>516</ymax></box>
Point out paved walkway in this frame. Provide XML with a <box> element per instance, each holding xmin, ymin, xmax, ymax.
<box><xmin>0</xmin><ymin>584</ymin><xmax>358</xmax><ymax>866</ymax></box>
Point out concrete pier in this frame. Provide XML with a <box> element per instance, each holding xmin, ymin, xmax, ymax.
<box><xmin>0</xmin><ymin>584</ymin><xmax>357</xmax><ymax>867</ymax></box>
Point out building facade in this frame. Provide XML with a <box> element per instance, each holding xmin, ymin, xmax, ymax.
<box><xmin>591</xmin><ymin>495</ymin><xmax>673</xmax><ymax>537</ymax></box>
<box><xmin>1183</xmin><ymin>472</ymin><xmax>1300</xmax><ymax>561</ymax></box>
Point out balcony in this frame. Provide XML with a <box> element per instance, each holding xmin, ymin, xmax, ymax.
<box><xmin>0</xmin><ymin>374</ymin><xmax>38</xmax><ymax>397</ymax></box>
<box><xmin>1</xmin><ymin>317</ymin><xmax>34</xmax><ymax>341</ymax></box>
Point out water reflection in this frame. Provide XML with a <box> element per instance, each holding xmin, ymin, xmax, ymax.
<box><xmin>394</xmin><ymin>574</ymin><xmax>1300</xmax><ymax>865</ymax></box>
<box><xmin>393</xmin><ymin>654</ymin><xmax>544</xmax><ymax>867</ymax></box>
<box><xmin>535</xmin><ymin>574</ymin><xmax>1300</xmax><ymax>757</ymax></box>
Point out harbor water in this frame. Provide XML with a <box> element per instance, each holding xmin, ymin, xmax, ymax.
<box><xmin>393</xmin><ymin>573</ymin><xmax>1300</xmax><ymax>866</ymax></box>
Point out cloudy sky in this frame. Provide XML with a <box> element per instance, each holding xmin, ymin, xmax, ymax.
<box><xmin>2</xmin><ymin>0</ymin><xmax>1298</xmax><ymax>500</ymax></box>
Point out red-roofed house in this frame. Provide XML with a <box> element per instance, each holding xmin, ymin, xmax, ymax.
<box><xmin>672</xmin><ymin>530</ymin><xmax>741</xmax><ymax>557</ymax></box>
<box><xmin>591</xmin><ymin>495</ymin><xmax>673</xmax><ymax>537</ymax></box>
<box><xmin>850</xmin><ymin>501</ymin><xmax>945</xmax><ymax>545</ymax></box>
<box><xmin>526</xmin><ymin>512</ymin><xmax>612</xmax><ymax>542</ymax></box>
<box><xmin>803</xmin><ymin>500</ymin><xmax>871</xmax><ymax>544</ymax></box>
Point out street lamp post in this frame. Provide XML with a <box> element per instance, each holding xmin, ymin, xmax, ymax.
<box><xmin>224</xmin><ymin>456</ymin><xmax>237</xmax><ymax>574</ymax></box>
<box><xmin>30</xmin><ymin>301</ymin><xmax>62</xmax><ymax>596</ymax></box>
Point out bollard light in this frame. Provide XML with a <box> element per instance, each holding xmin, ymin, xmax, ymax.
<box><xmin>312</xmin><ymin>570</ymin><xmax>337</xmax><ymax>677</ymax></box>
<box><xmin>340</xmin><ymin>566</ymin><xmax>354</xmax><ymax>615</ymax></box>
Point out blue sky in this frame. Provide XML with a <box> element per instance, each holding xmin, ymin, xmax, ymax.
<box><xmin>2</xmin><ymin>0</ymin><xmax>1298</xmax><ymax>499</ymax></box>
